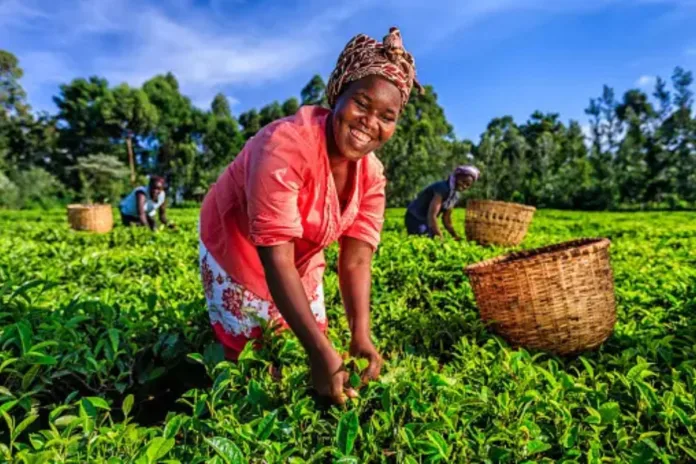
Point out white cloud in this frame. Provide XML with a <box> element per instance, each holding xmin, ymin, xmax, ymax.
<box><xmin>19</xmin><ymin>51</ymin><xmax>75</xmax><ymax>95</ymax></box>
<box><xmin>3</xmin><ymin>0</ymin><xmax>367</xmax><ymax>110</ymax></box>
<box><xmin>636</xmin><ymin>75</ymin><xmax>657</xmax><ymax>88</ymax></box>
<box><xmin>0</xmin><ymin>0</ymin><xmax>49</xmax><ymax>27</ymax></box>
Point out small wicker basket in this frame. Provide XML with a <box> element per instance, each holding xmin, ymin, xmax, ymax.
<box><xmin>465</xmin><ymin>238</ymin><xmax>616</xmax><ymax>355</ymax></box>
<box><xmin>67</xmin><ymin>204</ymin><xmax>114</xmax><ymax>233</ymax></box>
<box><xmin>465</xmin><ymin>200</ymin><xmax>536</xmax><ymax>247</ymax></box>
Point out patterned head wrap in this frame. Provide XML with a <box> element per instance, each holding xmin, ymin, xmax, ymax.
<box><xmin>452</xmin><ymin>165</ymin><xmax>480</xmax><ymax>183</ymax></box>
<box><xmin>444</xmin><ymin>165</ymin><xmax>480</xmax><ymax>210</ymax></box>
<box><xmin>326</xmin><ymin>27</ymin><xmax>422</xmax><ymax>110</ymax></box>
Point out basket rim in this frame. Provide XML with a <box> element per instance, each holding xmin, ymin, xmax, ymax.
<box><xmin>67</xmin><ymin>203</ymin><xmax>113</xmax><ymax>210</ymax></box>
<box><xmin>464</xmin><ymin>237</ymin><xmax>610</xmax><ymax>275</ymax></box>
<box><xmin>466</xmin><ymin>199</ymin><xmax>536</xmax><ymax>212</ymax></box>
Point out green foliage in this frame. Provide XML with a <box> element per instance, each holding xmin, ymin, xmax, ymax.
<box><xmin>282</xmin><ymin>98</ymin><xmax>300</xmax><ymax>117</ymax></box>
<box><xmin>238</xmin><ymin>109</ymin><xmax>261</xmax><ymax>140</ymax></box>
<box><xmin>211</xmin><ymin>93</ymin><xmax>233</xmax><ymax>119</ymax></box>
<box><xmin>0</xmin><ymin>171</ymin><xmax>19</xmax><ymax>208</ymax></box>
<box><xmin>7</xmin><ymin>167</ymin><xmax>67</xmax><ymax>209</ymax></box>
<box><xmin>1</xmin><ymin>208</ymin><xmax>696</xmax><ymax>461</ymax></box>
<box><xmin>2</xmin><ymin>48</ymin><xmax>696</xmax><ymax>210</ymax></box>
<box><xmin>0</xmin><ymin>49</ymin><xmax>29</xmax><ymax>120</ymax></box>
<box><xmin>378</xmin><ymin>86</ymin><xmax>462</xmax><ymax>206</ymax></box>
<box><xmin>72</xmin><ymin>154</ymin><xmax>130</xmax><ymax>204</ymax></box>
<box><xmin>301</xmin><ymin>74</ymin><xmax>327</xmax><ymax>107</ymax></box>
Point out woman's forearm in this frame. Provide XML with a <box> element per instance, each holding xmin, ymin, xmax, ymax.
<box><xmin>258</xmin><ymin>244</ymin><xmax>332</xmax><ymax>356</ymax></box>
<box><xmin>136</xmin><ymin>193</ymin><xmax>153</xmax><ymax>229</ymax></box>
<box><xmin>338</xmin><ymin>238</ymin><xmax>373</xmax><ymax>341</ymax></box>
<box><xmin>159</xmin><ymin>205</ymin><xmax>169</xmax><ymax>225</ymax></box>
<box><xmin>427</xmin><ymin>197</ymin><xmax>443</xmax><ymax>237</ymax></box>
<box><xmin>428</xmin><ymin>212</ymin><xmax>442</xmax><ymax>236</ymax></box>
<box><xmin>443</xmin><ymin>212</ymin><xmax>459</xmax><ymax>238</ymax></box>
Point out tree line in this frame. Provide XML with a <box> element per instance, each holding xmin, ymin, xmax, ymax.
<box><xmin>1</xmin><ymin>49</ymin><xmax>694</xmax><ymax>210</ymax></box>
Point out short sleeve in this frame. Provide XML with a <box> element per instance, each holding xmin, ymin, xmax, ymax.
<box><xmin>246</xmin><ymin>123</ymin><xmax>309</xmax><ymax>247</ymax></box>
<box><xmin>341</xmin><ymin>156</ymin><xmax>386</xmax><ymax>250</ymax></box>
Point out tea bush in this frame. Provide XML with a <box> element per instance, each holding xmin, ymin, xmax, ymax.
<box><xmin>1</xmin><ymin>208</ymin><xmax>695</xmax><ymax>463</ymax></box>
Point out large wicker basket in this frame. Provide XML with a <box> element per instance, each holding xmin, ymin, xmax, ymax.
<box><xmin>465</xmin><ymin>238</ymin><xmax>616</xmax><ymax>355</ymax></box>
<box><xmin>465</xmin><ymin>200</ymin><xmax>536</xmax><ymax>246</ymax></box>
<box><xmin>67</xmin><ymin>204</ymin><xmax>114</xmax><ymax>233</ymax></box>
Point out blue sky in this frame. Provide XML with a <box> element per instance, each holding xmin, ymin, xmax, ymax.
<box><xmin>2</xmin><ymin>0</ymin><xmax>695</xmax><ymax>140</ymax></box>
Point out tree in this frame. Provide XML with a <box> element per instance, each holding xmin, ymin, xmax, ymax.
<box><xmin>301</xmin><ymin>75</ymin><xmax>327</xmax><ymax>107</ymax></box>
<box><xmin>584</xmin><ymin>89</ymin><xmax>618</xmax><ymax>204</ymax></box>
<box><xmin>53</xmin><ymin>77</ymin><xmax>116</xmax><ymax>187</ymax></box>
<box><xmin>282</xmin><ymin>98</ymin><xmax>300</xmax><ymax>117</ymax></box>
<box><xmin>211</xmin><ymin>93</ymin><xmax>232</xmax><ymax>119</ymax></box>
<box><xmin>201</xmin><ymin>95</ymin><xmax>244</xmax><ymax>190</ymax></box>
<box><xmin>616</xmin><ymin>89</ymin><xmax>654</xmax><ymax>124</ymax></box>
<box><xmin>10</xmin><ymin>167</ymin><xmax>66</xmax><ymax>209</ymax></box>
<box><xmin>653</xmin><ymin>77</ymin><xmax>671</xmax><ymax>123</ymax></box>
<box><xmin>377</xmin><ymin>86</ymin><xmax>458</xmax><ymax>206</ymax></box>
<box><xmin>259</xmin><ymin>101</ymin><xmax>284</xmax><ymax>127</ymax></box>
<box><xmin>238</xmin><ymin>109</ymin><xmax>261</xmax><ymax>140</ymax></box>
<box><xmin>669</xmin><ymin>67</ymin><xmax>695</xmax><ymax>200</ymax></box>
<box><xmin>143</xmin><ymin>73</ymin><xmax>205</xmax><ymax>198</ymax></box>
<box><xmin>2</xmin><ymin>112</ymin><xmax>58</xmax><ymax>172</ymax></box>
<box><xmin>71</xmin><ymin>154</ymin><xmax>130</xmax><ymax>204</ymax></box>
<box><xmin>104</xmin><ymin>84</ymin><xmax>159</xmax><ymax>185</ymax></box>
<box><xmin>0</xmin><ymin>50</ymin><xmax>29</xmax><ymax>121</ymax></box>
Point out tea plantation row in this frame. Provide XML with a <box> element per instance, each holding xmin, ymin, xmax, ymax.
<box><xmin>1</xmin><ymin>208</ymin><xmax>695</xmax><ymax>463</ymax></box>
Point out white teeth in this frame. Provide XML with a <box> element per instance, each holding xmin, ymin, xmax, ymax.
<box><xmin>350</xmin><ymin>128</ymin><xmax>370</xmax><ymax>143</ymax></box>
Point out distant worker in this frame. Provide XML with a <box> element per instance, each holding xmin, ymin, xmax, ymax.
<box><xmin>119</xmin><ymin>175</ymin><xmax>173</xmax><ymax>230</ymax></box>
<box><xmin>405</xmin><ymin>165</ymin><xmax>480</xmax><ymax>240</ymax></box>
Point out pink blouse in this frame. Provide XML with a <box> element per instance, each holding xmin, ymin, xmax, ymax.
<box><xmin>199</xmin><ymin>105</ymin><xmax>387</xmax><ymax>301</ymax></box>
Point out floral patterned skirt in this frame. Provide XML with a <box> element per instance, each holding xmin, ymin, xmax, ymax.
<box><xmin>198</xmin><ymin>238</ymin><xmax>327</xmax><ymax>359</ymax></box>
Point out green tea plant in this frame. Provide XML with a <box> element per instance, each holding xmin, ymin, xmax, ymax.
<box><xmin>1</xmin><ymin>208</ymin><xmax>695</xmax><ymax>462</ymax></box>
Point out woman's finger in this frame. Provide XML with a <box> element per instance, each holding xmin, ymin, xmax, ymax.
<box><xmin>363</xmin><ymin>355</ymin><xmax>383</xmax><ymax>381</ymax></box>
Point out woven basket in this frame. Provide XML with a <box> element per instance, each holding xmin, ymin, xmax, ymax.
<box><xmin>67</xmin><ymin>204</ymin><xmax>114</xmax><ymax>233</ymax></box>
<box><xmin>465</xmin><ymin>200</ymin><xmax>536</xmax><ymax>246</ymax></box>
<box><xmin>465</xmin><ymin>238</ymin><xmax>616</xmax><ymax>355</ymax></box>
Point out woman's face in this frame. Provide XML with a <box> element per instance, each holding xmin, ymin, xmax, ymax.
<box><xmin>150</xmin><ymin>181</ymin><xmax>164</xmax><ymax>199</ymax></box>
<box><xmin>331</xmin><ymin>75</ymin><xmax>402</xmax><ymax>161</ymax></box>
<box><xmin>455</xmin><ymin>174</ymin><xmax>475</xmax><ymax>192</ymax></box>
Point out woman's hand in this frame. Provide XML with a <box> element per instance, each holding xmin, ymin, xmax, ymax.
<box><xmin>309</xmin><ymin>347</ymin><xmax>358</xmax><ymax>404</ymax></box>
<box><xmin>259</xmin><ymin>243</ymin><xmax>358</xmax><ymax>404</ymax></box>
<box><xmin>349</xmin><ymin>335</ymin><xmax>383</xmax><ymax>383</ymax></box>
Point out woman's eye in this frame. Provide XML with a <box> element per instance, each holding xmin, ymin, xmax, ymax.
<box><xmin>381</xmin><ymin>115</ymin><xmax>395</xmax><ymax>123</ymax></box>
<box><xmin>354</xmin><ymin>99</ymin><xmax>367</xmax><ymax>109</ymax></box>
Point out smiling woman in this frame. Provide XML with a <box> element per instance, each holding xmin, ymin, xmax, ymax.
<box><xmin>198</xmin><ymin>27</ymin><xmax>421</xmax><ymax>404</ymax></box>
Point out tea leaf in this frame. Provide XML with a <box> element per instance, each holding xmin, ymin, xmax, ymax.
<box><xmin>599</xmin><ymin>402</ymin><xmax>620</xmax><ymax>424</ymax></box>
<box><xmin>107</xmin><ymin>328</ymin><xmax>120</xmax><ymax>354</ymax></box>
<box><xmin>205</xmin><ymin>437</ymin><xmax>244</xmax><ymax>464</ymax></box>
<box><xmin>336</xmin><ymin>410</ymin><xmax>359</xmax><ymax>456</ymax></box>
<box><xmin>427</xmin><ymin>431</ymin><xmax>449</xmax><ymax>458</ymax></box>
<box><xmin>85</xmin><ymin>397</ymin><xmax>111</xmax><ymax>410</ymax></box>
<box><xmin>349</xmin><ymin>372</ymin><xmax>361</xmax><ymax>389</ymax></box>
<box><xmin>25</xmin><ymin>353</ymin><xmax>57</xmax><ymax>365</ymax></box>
<box><xmin>12</xmin><ymin>414</ymin><xmax>38</xmax><ymax>440</ymax></box>
<box><xmin>122</xmin><ymin>394</ymin><xmax>134</xmax><ymax>417</ymax></box>
<box><xmin>256</xmin><ymin>410</ymin><xmax>278</xmax><ymax>441</ymax></box>
<box><xmin>54</xmin><ymin>415</ymin><xmax>79</xmax><ymax>427</ymax></box>
<box><xmin>16</xmin><ymin>322</ymin><xmax>33</xmax><ymax>355</ymax></box>
<box><xmin>145</xmin><ymin>437</ymin><xmax>175</xmax><ymax>463</ymax></box>
<box><xmin>527</xmin><ymin>439</ymin><xmax>552</xmax><ymax>455</ymax></box>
